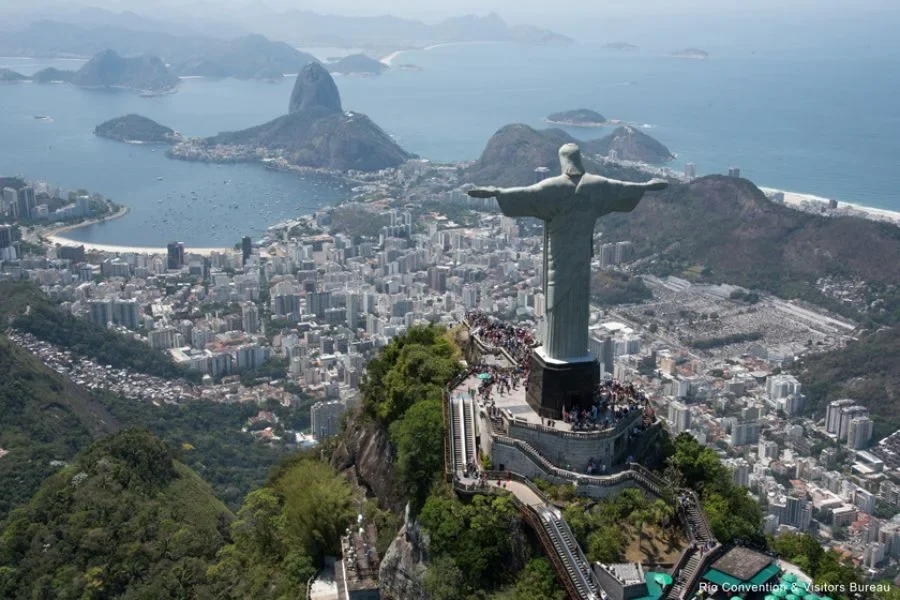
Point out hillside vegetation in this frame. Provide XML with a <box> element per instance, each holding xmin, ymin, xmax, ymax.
<box><xmin>598</xmin><ymin>176</ymin><xmax>900</xmax><ymax>325</ymax></box>
<box><xmin>0</xmin><ymin>337</ymin><xmax>120</xmax><ymax>514</ymax></box>
<box><xmin>0</xmin><ymin>431</ymin><xmax>232</xmax><ymax>598</ymax></box>
<box><xmin>797</xmin><ymin>326</ymin><xmax>900</xmax><ymax>439</ymax></box>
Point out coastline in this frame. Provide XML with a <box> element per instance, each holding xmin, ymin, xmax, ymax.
<box><xmin>758</xmin><ymin>187</ymin><xmax>900</xmax><ymax>227</ymax></box>
<box><xmin>381</xmin><ymin>41</ymin><xmax>506</xmax><ymax>65</ymax></box>
<box><xmin>40</xmin><ymin>205</ymin><xmax>227</xmax><ymax>255</ymax></box>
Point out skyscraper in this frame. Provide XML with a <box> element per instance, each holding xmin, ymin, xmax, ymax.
<box><xmin>242</xmin><ymin>302</ymin><xmax>260</xmax><ymax>334</ymax></box>
<box><xmin>167</xmin><ymin>242</ymin><xmax>185</xmax><ymax>270</ymax></box>
<box><xmin>241</xmin><ymin>236</ymin><xmax>252</xmax><ymax>265</ymax></box>
<box><xmin>847</xmin><ymin>417</ymin><xmax>874</xmax><ymax>450</ymax></box>
<box><xmin>838</xmin><ymin>405</ymin><xmax>869</xmax><ymax>441</ymax></box>
<box><xmin>728</xmin><ymin>167</ymin><xmax>741</xmax><ymax>178</ymax></box>
<box><xmin>668</xmin><ymin>401</ymin><xmax>691</xmax><ymax>434</ymax></box>
<box><xmin>16</xmin><ymin>187</ymin><xmax>35</xmax><ymax>220</ymax></box>
<box><xmin>684</xmin><ymin>162</ymin><xmax>697</xmax><ymax>180</ymax></box>
<box><xmin>826</xmin><ymin>399</ymin><xmax>856</xmax><ymax>434</ymax></box>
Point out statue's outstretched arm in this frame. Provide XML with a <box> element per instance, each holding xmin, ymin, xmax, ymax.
<box><xmin>468</xmin><ymin>180</ymin><xmax>555</xmax><ymax>219</ymax></box>
<box><xmin>593</xmin><ymin>177</ymin><xmax>668</xmax><ymax>213</ymax></box>
<box><xmin>467</xmin><ymin>181</ymin><xmax>547</xmax><ymax>200</ymax></box>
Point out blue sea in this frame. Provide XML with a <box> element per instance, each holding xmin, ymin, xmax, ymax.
<box><xmin>0</xmin><ymin>40</ymin><xmax>898</xmax><ymax>247</ymax></box>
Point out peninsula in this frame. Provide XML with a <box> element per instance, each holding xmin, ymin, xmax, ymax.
<box><xmin>544</xmin><ymin>109</ymin><xmax>608</xmax><ymax>127</ymax></box>
<box><xmin>169</xmin><ymin>63</ymin><xmax>412</xmax><ymax>172</ymax></box>
<box><xmin>95</xmin><ymin>115</ymin><xmax>183</xmax><ymax>144</ymax></box>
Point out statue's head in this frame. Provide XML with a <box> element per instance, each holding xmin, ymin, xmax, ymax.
<box><xmin>559</xmin><ymin>143</ymin><xmax>585</xmax><ymax>177</ymax></box>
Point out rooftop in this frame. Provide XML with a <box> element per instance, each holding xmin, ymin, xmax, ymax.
<box><xmin>710</xmin><ymin>546</ymin><xmax>774</xmax><ymax>582</ymax></box>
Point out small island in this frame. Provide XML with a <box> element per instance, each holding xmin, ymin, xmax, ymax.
<box><xmin>94</xmin><ymin>115</ymin><xmax>183</xmax><ymax>144</ymax></box>
<box><xmin>671</xmin><ymin>48</ymin><xmax>710</xmax><ymax>60</ymax></box>
<box><xmin>326</xmin><ymin>54</ymin><xmax>388</xmax><ymax>76</ymax></box>
<box><xmin>544</xmin><ymin>109</ymin><xmax>608</xmax><ymax>128</ymax></box>
<box><xmin>602</xmin><ymin>42</ymin><xmax>638</xmax><ymax>52</ymax></box>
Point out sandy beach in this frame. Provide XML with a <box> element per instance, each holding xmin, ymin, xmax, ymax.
<box><xmin>759</xmin><ymin>187</ymin><xmax>900</xmax><ymax>227</ymax></box>
<box><xmin>45</xmin><ymin>237</ymin><xmax>231</xmax><ymax>256</ymax></box>
<box><xmin>40</xmin><ymin>207</ymin><xmax>230</xmax><ymax>256</ymax></box>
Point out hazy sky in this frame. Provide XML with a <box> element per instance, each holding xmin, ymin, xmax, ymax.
<box><xmin>9</xmin><ymin>0</ymin><xmax>899</xmax><ymax>20</ymax></box>
<box><xmin>3</xmin><ymin>0</ymin><xmax>898</xmax><ymax>53</ymax></box>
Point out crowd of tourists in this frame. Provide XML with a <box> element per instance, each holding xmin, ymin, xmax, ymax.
<box><xmin>465</xmin><ymin>310</ymin><xmax>536</xmax><ymax>368</ymax></box>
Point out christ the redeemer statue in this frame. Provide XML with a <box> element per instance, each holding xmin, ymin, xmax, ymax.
<box><xmin>469</xmin><ymin>143</ymin><xmax>667</xmax><ymax>364</ymax></box>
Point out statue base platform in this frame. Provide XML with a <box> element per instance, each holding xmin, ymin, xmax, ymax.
<box><xmin>526</xmin><ymin>349</ymin><xmax>598</xmax><ymax>420</ymax></box>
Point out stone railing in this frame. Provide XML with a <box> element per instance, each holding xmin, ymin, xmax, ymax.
<box><xmin>494</xmin><ymin>435</ymin><xmax>671</xmax><ymax>498</ymax></box>
<box><xmin>506</xmin><ymin>408</ymin><xmax>643</xmax><ymax>440</ymax></box>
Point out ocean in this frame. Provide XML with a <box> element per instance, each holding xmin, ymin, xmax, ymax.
<box><xmin>0</xmin><ymin>41</ymin><xmax>898</xmax><ymax>247</ymax></box>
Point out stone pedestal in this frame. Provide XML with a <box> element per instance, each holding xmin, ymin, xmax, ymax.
<box><xmin>526</xmin><ymin>349</ymin><xmax>598</xmax><ymax>419</ymax></box>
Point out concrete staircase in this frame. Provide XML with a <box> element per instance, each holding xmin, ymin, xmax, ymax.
<box><xmin>665</xmin><ymin>547</ymin><xmax>701</xmax><ymax>599</ymax></box>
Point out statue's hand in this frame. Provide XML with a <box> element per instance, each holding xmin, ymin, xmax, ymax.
<box><xmin>645</xmin><ymin>178</ymin><xmax>668</xmax><ymax>192</ymax></box>
<box><xmin>467</xmin><ymin>187</ymin><xmax>499</xmax><ymax>199</ymax></box>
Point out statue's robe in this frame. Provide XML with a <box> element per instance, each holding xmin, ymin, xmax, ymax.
<box><xmin>496</xmin><ymin>173</ymin><xmax>651</xmax><ymax>361</ymax></box>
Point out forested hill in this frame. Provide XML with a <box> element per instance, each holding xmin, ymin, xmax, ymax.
<box><xmin>597</xmin><ymin>175</ymin><xmax>900</xmax><ymax>326</ymax></box>
<box><xmin>0</xmin><ymin>431</ymin><xmax>232</xmax><ymax>598</ymax></box>
<box><xmin>465</xmin><ymin>123</ymin><xmax>651</xmax><ymax>187</ymax></box>
<box><xmin>0</xmin><ymin>336</ymin><xmax>120</xmax><ymax>514</ymax></box>
<box><xmin>797</xmin><ymin>326</ymin><xmax>900</xmax><ymax>439</ymax></box>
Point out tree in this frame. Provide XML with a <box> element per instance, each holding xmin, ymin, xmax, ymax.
<box><xmin>207</xmin><ymin>458</ymin><xmax>354</xmax><ymax>599</ymax></box>
<box><xmin>420</xmin><ymin>493</ymin><xmax>521</xmax><ymax>592</ymax></box>
<box><xmin>631</xmin><ymin>508</ymin><xmax>651</xmax><ymax>555</ymax></box>
<box><xmin>509</xmin><ymin>558</ymin><xmax>566</xmax><ymax>600</ymax></box>
<box><xmin>390</xmin><ymin>398</ymin><xmax>445</xmax><ymax>511</ymax></box>
<box><xmin>424</xmin><ymin>556</ymin><xmax>466</xmax><ymax>600</ymax></box>
<box><xmin>666</xmin><ymin>433</ymin><xmax>764</xmax><ymax>545</ymax></box>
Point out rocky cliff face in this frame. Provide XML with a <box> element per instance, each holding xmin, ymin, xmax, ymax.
<box><xmin>195</xmin><ymin>62</ymin><xmax>411</xmax><ymax>171</ymax></box>
<box><xmin>289</xmin><ymin>62</ymin><xmax>342</xmax><ymax>115</ymax></box>
<box><xmin>379</xmin><ymin>506</ymin><xmax>430</xmax><ymax>600</ymax></box>
<box><xmin>331</xmin><ymin>409</ymin><xmax>404</xmax><ymax>514</ymax></box>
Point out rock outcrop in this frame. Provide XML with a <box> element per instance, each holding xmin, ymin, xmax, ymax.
<box><xmin>379</xmin><ymin>506</ymin><xmax>430</xmax><ymax>600</ymax></box>
<box><xmin>191</xmin><ymin>63</ymin><xmax>412</xmax><ymax>171</ymax></box>
<box><xmin>289</xmin><ymin>62</ymin><xmax>342</xmax><ymax>115</ymax></box>
<box><xmin>331</xmin><ymin>409</ymin><xmax>404</xmax><ymax>514</ymax></box>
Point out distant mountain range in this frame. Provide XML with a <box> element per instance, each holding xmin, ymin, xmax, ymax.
<box><xmin>171</xmin><ymin>63</ymin><xmax>412</xmax><ymax>172</ymax></box>
<box><xmin>236</xmin><ymin>10</ymin><xmax>573</xmax><ymax>49</ymax></box>
<box><xmin>0</xmin><ymin>7</ymin><xmax>572</xmax><ymax>66</ymax></box>
<box><xmin>0</xmin><ymin>20</ymin><xmax>317</xmax><ymax>80</ymax></box>
<box><xmin>1</xmin><ymin>49</ymin><xmax>180</xmax><ymax>92</ymax></box>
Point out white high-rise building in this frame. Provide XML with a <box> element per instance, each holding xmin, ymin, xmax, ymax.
<box><xmin>242</xmin><ymin>302</ymin><xmax>260</xmax><ymax>334</ymax></box>
<box><xmin>685</xmin><ymin>162</ymin><xmax>697</xmax><ymax>180</ymax></box>
<box><xmin>826</xmin><ymin>399</ymin><xmax>856</xmax><ymax>434</ymax></box>
<box><xmin>838</xmin><ymin>405</ymin><xmax>869</xmax><ymax>441</ymax></box>
<box><xmin>668</xmin><ymin>401</ymin><xmax>691</xmax><ymax>434</ymax></box>
<box><xmin>847</xmin><ymin>417</ymin><xmax>874</xmax><ymax>450</ymax></box>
